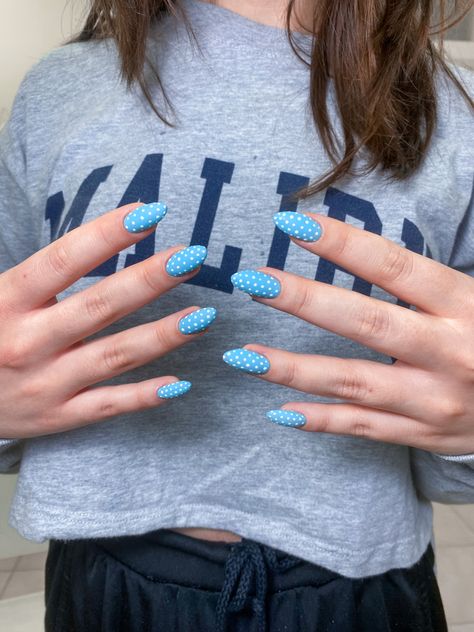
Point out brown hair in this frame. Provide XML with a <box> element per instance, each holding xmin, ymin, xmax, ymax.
<box><xmin>68</xmin><ymin>0</ymin><xmax>474</xmax><ymax>202</ymax></box>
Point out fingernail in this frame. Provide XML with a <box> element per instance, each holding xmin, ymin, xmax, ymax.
<box><xmin>266</xmin><ymin>410</ymin><xmax>307</xmax><ymax>428</ymax></box>
<box><xmin>123</xmin><ymin>202</ymin><xmax>168</xmax><ymax>233</ymax></box>
<box><xmin>157</xmin><ymin>380</ymin><xmax>192</xmax><ymax>399</ymax></box>
<box><xmin>178</xmin><ymin>307</ymin><xmax>217</xmax><ymax>335</ymax></box>
<box><xmin>273</xmin><ymin>212</ymin><xmax>322</xmax><ymax>242</ymax></box>
<box><xmin>166</xmin><ymin>245</ymin><xmax>207</xmax><ymax>277</ymax></box>
<box><xmin>231</xmin><ymin>269</ymin><xmax>281</xmax><ymax>298</ymax></box>
<box><xmin>222</xmin><ymin>348</ymin><xmax>270</xmax><ymax>375</ymax></box>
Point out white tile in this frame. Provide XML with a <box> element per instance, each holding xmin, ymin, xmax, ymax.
<box><xmin>0</xmin><ymin>475</ymin><xmax>49</xmax><ymax>559</ymax></box>
<box><xmin>0</xmin><ymin>571</ymin><xmax>11</xmax><ymax>596</ymax></box>
<box><xmin>433</xmin><ymin>504</ymin><xmax>474</xmax><ymax>546</ymax></box>
<box><xmin>16</xmin><ymin>552</ymin><xmax>47</xmax><ymax>572</ymax></box>
<box><xmin>0</xmin><ymin>592</ymin><xmax>44</xmax><ymax>632</ymax></box>
<box><xmin>2</xmin><ymin>571</ymin><xmax>45</xmax><ymax>600</ymax></box>
<box><xmin>453</xmin><ymin>505</ymin><xmax>474</xmax><ymax>534</ymax></box>
<box><xmin>436</xmin><ymin>546</ymin><xmax>474</xmax><ymax>625</ymax></box>
<box><xmin>0</xmin><ymin>557</ymin><xmax>18</xmax><ymax>572</ymax></box>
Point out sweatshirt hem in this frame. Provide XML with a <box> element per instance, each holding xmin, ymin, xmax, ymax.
<box><xmin>9</xmin><ymin>501</ymin><xmax>433</xmax><ymax>578</ymax></box>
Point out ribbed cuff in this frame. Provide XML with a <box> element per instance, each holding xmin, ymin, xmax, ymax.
<box><xmin>0</xmin><ymin>439</ymin><xmax>20</xmax><ymax>448</ymax></box>
<box><xmin>434</xmin><ymin>452</ymin><xmax>474</xmax><ymax>464</ymax></box>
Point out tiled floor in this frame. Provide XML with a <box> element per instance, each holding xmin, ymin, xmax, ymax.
<box><xmin>0</xmin><ymin>592</ymin><xmax>44</xmax><ymax>632</ymax></box>
<box><xmin>0</xmin><ymin>504</ymin><xmax>473</xmax><ymax>631</ymax></box>
<box><xmin>433</xmin><ymin>504</ymin><xmax>474</xmax><ymax>630</ymax></box>
<box><xmin>0</xmin><ymin>551</ymin><xmax>46</xmax><ymax>601</ymax></box>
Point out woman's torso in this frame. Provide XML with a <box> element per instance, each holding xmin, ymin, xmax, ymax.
<box><xmin>3</xmin><ymin>0</ymin><xmax>473</xmax><ymax>576</ymax></box>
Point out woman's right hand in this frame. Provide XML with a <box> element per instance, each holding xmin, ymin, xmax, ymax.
<box><xmin>0</xmin><ymin>202</ymin><xmax>213</xmax><ymax>439</ymax></box>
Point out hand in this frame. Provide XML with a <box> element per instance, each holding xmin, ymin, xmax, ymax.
<box><xmin>227</xmin><ymin>211</ymin><xmax>474</xmax><ymax>456</ymax></box>
<box><xmin>0</xmin><ymin>202</ymin><xmax>214</xmax><ymax>439</ymax></box>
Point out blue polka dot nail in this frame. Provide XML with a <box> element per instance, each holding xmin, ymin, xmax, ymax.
<box><xmin>157</xmin><ymin>380</ymin><xmax>192</xmax><ymax>399</ymax></box>
<box><xmin>273</xmin><ymin>211</ymin><xmax>322</xmax><ymax>242</ymax></box>
<box><xmin>231</xmin><ymin>270</ymin><xmax>281</xmax><ymax>298</ymax></box>
<box><xmin>178</xmin><ymin>307</ymin><xmax>217</xmax><ymax>335</ymax></box>
<box><xmin>222</xmin><ymin>348</ymin><xmax>270</xmax><ymax>375</ymax></box>
<box><xmin>123</xmin><ymin>202</ymin><xmax>168</xmax><ymax>233</ymax></box>
<box><xmin>266</xmin><ymin>410</ymin><xmax>307</xmax><ymax>428</ymax></box>
<box><xmin>166</xmin><ymin>246</ymin><xmax>207</xmax><ymax>277</ymax></box>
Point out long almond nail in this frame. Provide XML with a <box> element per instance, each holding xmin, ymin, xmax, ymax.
<box><xmin>231</xmin><ymin>269</ymin><xmax>281</xmax><ymax>298</ymax></box>
<box><xmin>266</xmin><ymin>410</ymin><xmax>306</xmax><ymax>428</ymax></box>
<box><xmin>123</xmin><ymin>202</ymin><xmax>168</xmax><ymax>233</ymax></box>
<box><xmin>222</xmin><ymin>348</ymin><xmax>270</xmax><ymax>375</ymax></box>
<box><xmin>178</xmin><ymin>307</ymin><xmax>217</xmax><ymax>335</ymax></box>
<box><xmin>157</xmin><ymin>380</ymin><xmax>192</xmax><ymax>399</ymax></box>
<box><xmin>166</xmin><ymin>246</ymin><xmax>207</xmax><ymax>277</ymax></box>
<box><xmin>273</xmin><ymin>212</ymin><xmax>322</xmax><ymax>242</ymax></box>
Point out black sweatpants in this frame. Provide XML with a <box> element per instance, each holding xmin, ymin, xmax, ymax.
<box><xmin>45</xmin><ymin>528</ymin><xmax>448</xmax><ymax>632</ymax></box>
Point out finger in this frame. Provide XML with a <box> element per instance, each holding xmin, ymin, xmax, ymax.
<box><xmin>3</xmin><ymin>201</ymin><xmax>168</xmax><ymax>311</ymax></box>
<box><xmin>266</xmin><ymin>401</ymin><xmax>429</xmax><ymax>449</ymax></box>
<box><xmin>56</xmin><ymin>306</ymin><xmax>215</xmax><ymax>393</ymax></box>
<box><xmin>31</xmin><ymin>244</ymin><xmax>208</xmax><ymax>354</ymax></box>
<box><xmin>57</xmin><ymin>376</ymin><xmax>192</xmax><ymax>433</ymax></box>
<box><xmin>244</xmin><ymin>344</ymin><xmax>437</xmax><ymax>419</ymax></box>
<box><xmin>273</xmin><ymin>211</ymin><xmax>473</xmax><ymax>317</ymax></box>
<box><xmin>251</xmin><ymin>269</ymin><xmax>447</xmax><ymax>368</ymax></box>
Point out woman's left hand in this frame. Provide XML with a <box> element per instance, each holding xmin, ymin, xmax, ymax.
<box><xmin>226</xmin><ymin>211</ymin><xmax>474</xmax><ymax>455</ymax></box>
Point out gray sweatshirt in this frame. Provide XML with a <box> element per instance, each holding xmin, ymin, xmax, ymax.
<box><xmin>0</xmin><ymin>0</ymin><xmax>473</xmax><ymax>578</ymax></box>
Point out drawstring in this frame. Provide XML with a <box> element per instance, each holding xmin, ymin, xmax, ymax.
<box><xmin>215</xmin><ymin>540</ymin><xmax>301</xmax><ymax>632</ymax></box>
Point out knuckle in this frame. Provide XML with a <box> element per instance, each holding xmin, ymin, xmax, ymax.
<box><xmin>355</xmin><ymin>305</ymin><xmax>391</xmax><ymax>340</ymax></box>
<box><xmin>314</xmin><ymin>410</ymin><xmax>330</xmax><ymax>434</ymax></box>
<box><xmin>455</xmin><ymin>347</ymin><xmax>474</xmax><ymax>380</ymax></box>
<box><xmin>335</xmin><ymin>370</ymin><xmax>368</xmax><ymax>402</ymax></box>
<box><xmin>281</xmin><ymin>359</ymin><xmax>298</xmax><ymax>388</ymax></box>
<box><xmin>436</xmin><ymin>396</ymin><xmax>466</xmax><ymax>422</ymax></box>
<box><xmin>293</xmin><ymin>283</ymin><xmax>315</xmax><ymax>315</ymax></box>
<box><xmin>422</xmin><ymin>422</ymin><xmax>451</xmax><ymax>446</ymax></box>
<box><xmin>349</xmin><ymin>409</ymin><xmax>373</xmax><ymax>438</ymax></box>
<box><xmin>438</xmin><ymin>323</ymin><xmax>474</xmax><ymax>379</ymax></box>
<box><xmin>102</xmin><ymin>341</ymin><xmax>134</xmax><ymax>374</ymax></box>
<box><xmin>96</xmin><ymin>218</ymin><xmax>119</xmax><ymax>250</ymax></box>
<box><xmin>140</xmin><ymin>264</ymin><xmax>163</xmax><ymax>295</ymax></box>
<box><xmin>379</xmin><ymin>244</ymin><xmax>413</xmax><ymax>284</ymax></box>
<box><xmin>426</xmin><ymin>426</ymin><xmax>448</xmax><ymax>443</ymax></box>
<box><xmin>153</xmin><ymin>324</ymin><xmax>174</xmax><ymax>351</ymax></box>
<box><xmin>18</xmin><ymin>378</ymin><xmax>46</xmax><ymax>400</ymax></box>
<box><xmin>46</xmin><ymin>243</ymin><xmax>75</xmax><ymax>279</ymax></box>
<box><xmin>135</xmin><ymin>384</ymin><xmax>152</xmax><ymax>409</ymax></box>
<box><xmin>0</xmin><ymin>337</ymin><xmax>31</xmax><ymax>369</ymax></box>
<box><xmin>83</xmin><ymin>290</ymin><xmax>112</xmax><ymax>323</ymax></box>
<box><xmin>96</xmin><ymin>399</ymin><xmax>120</xmax><ymax>420</ymax></box>
<box><xmin>331</xmin><ymin>228</ymin><xmax>353</xmax><ymax>258</ymax></box>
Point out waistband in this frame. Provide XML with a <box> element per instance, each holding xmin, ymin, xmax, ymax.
<box><xmin>93</xmin><ymin>528</ymin><xmax>318</xmax><ymax>593</ymax></box>
<box><xmin>91</xmin><ymin>527</ymin><xmax>434</xmax><ymax>593</ymax></box>
<box><xmin>60</xmin><ymin>529</ymin><xmax>437</xmax><ymax>632</ymax></box>
<box><xmin>93</xmin><ymin>528</ymin><xmax>338</xmax><ymax>632</ymax></box>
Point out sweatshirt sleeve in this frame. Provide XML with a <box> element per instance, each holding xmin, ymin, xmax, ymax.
<box><xmin>410</xmin><ymin>450</ymin><xmax>474</xmax><ymax>504</ymax></box>
<box><xmin>0</xmin><ymin>69</ymin><xmax>42</xmax><ymax>473</ymax></box>
<box><xmin>410</xmin><ymin>169</ymin><xmax>474</xmax><ymax>503</ymax></box>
